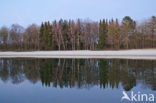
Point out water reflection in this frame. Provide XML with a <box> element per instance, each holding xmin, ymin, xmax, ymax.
<box><xmin>0</xmin><ymin>58</ymin><xmax>156</xmax><ymax>91</ymax></box>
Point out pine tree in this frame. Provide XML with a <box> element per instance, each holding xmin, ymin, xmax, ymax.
<box><xmin>114</xmin><ymin>19</ymin><xmax>120</xmax><ymax>49</ymax></box>
<box><xmin>121</xmin><ymin>16</ymin><xmax>136</xmax><ymax>49</ymax></box>
<box><xmin>108</xmin><ymin>19</ymin><xmax>115</xmax><ymax>49</ymax></box>
<box><xmin>47</xmin><ymin>21</ymin><xmax>52</xmax><ymax>49</ymax></box>
<box><xmin>98</xmin><ymin>19</ymin><xmax>107</xmax><ymax>49</ymax></box>
<box><xmin>39</xmin><ymin>23</ymin><xmax>44</xmax><ymax>50</ymax></box>
<box><xmin>76</xmin><ymin>19</ymin><xmax>81</xmax><ymax>50</ymax></box>
<box><xmin>62</xmin><ymin>20</ymin><xmax>69</xmax><ymax>50</ymax></box>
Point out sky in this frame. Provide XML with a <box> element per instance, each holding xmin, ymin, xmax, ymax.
<box><xmin>0</xmin><ymin>0</ymin><xmax>155</xmax><ymax>27</ymax></box>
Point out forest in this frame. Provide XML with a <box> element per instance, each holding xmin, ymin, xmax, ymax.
<box><xmin>0</xmin><ymin>16</ymin><xmax>156</xmax><ymax>51</ymax></box>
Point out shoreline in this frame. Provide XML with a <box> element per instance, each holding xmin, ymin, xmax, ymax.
<box><xmin>0</xmin><ymin>49</ymin><xmax>156</xmax><ymax>60</ymax></box>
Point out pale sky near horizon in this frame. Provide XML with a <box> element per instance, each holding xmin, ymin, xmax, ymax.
<box><xmin>0</xmin><ymin>0</ymin><xmax>155</xmax><ymax>27</ymax></box>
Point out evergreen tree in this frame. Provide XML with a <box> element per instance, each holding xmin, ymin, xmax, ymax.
<box><xmin>98</xmin><ymin>19</ymin><xmax>107</xmax><ymax>49</ymax></box>
<box><xmin>76</xmin><ymin>19</ymin><xmax>81</xmax><ymax>50</ymax></box>
<box><xmin>47</xmin><ymin>21</ymin><xmax>52</xmax><ymax>49</ymax></box>
<box><xmin>52</xmin><ymin>21</ymin><xmax>57</xmax><ymax>50</ymax></box>
<box><xmin>62</xmin><ymin>20</ymin><xmax>69</xmax><ymax>50</ymax></box>
<box><xmin>121</xmin><ymin>16</ymin><xmax>136</xmax><ymax>49</ymax></box>
<box><xmin>39</xmin><ymin>23</ymin><xmax>44</xmax><ymax>50</ymax></box>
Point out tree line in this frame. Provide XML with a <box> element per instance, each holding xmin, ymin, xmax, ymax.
<box><xmin>0</xmin><ymin>16</ymin><xmax>156</xmax><ymax>51</ymax></box>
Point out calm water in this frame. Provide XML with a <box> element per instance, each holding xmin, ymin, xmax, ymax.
<box><xmin>0</xmin><ymin>58</ymin><xmax>156</xmax><ymax>103</ymax></box>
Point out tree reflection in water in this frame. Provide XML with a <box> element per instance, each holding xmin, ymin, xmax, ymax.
<box><xmin>0</xmin><ymin>58</ymin><xmax>156</xmax><ymax>91</ymax></box>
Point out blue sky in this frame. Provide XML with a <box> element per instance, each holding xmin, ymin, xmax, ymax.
<box><xmin>0</xmin><ymin>0</ymin><xmax>155</xmax><ymax>27</ymax></box>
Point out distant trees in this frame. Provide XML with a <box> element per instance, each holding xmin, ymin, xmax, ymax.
<box><xmin>120</xmin><ymin>16</ymin><xmax>136</xmax><ymax>49</ymax></box>
<box><xmin>24</xmin><ymin>24</ymin><xmax>39</xmax><ymax>50</ymax></box>
<box><xmin>40</xmin><ymin>22</ymin><xmax>53</xmax><ymax>50</ymax></box>
<box><xmin>0</xmin><ymin>16</ymin><xmax>156</xmax><ymax>51</ymax></box>
<box><xmin>0</xmin><ymin>26</ymin><xmax>8</xmax><ymax>49</ymax></box>
<box><xmin>135</xmin><ymin>16</ymin><xmax>156</xmax><ymax>49</ymax></box>
<box><xmin>39</xmin><ymin>19</ymin><xmax>98</xmax><ymax>50</ymax></box>
<box><xmin>9</xmin><ymin>24</ymin><xmax>24</xmax><ymax>50</ymax></box>
<box><xmin>98</xmin><ymin>19</ymin><xmax>107</xmax><ymax>49</ymax></box>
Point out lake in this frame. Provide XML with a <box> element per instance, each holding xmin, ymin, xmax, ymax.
<box><xmin>0</xmin><ymin>58</ymin><xmax>156</xmax><ymax>103</ymax></box>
